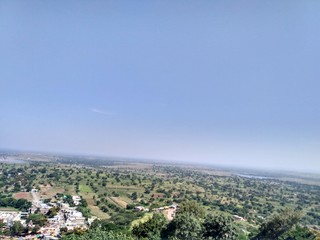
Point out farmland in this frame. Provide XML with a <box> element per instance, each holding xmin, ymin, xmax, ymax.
<box><xmin>0</xmin><ymin>152</ymin><xmax>320</xmax><ymax>239</ymax></box>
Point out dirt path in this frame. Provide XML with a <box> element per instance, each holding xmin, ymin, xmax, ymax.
<box><xmin>31</xmin><ymin>191</ymin><xmax>40</xmax><ymax>202</ymax></box>
<box><xmin>164</xmin><ymin>208</ymin><xmax>175</xmax><ymax>220</ymax></box>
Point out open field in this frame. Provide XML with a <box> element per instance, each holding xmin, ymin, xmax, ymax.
<box><xmin>63</xmin><ymin>185</ymin><xmax>77</xmax><ymax>196</ymax></box>
<box><xmin>131</xmin><ymin>212</ymin><xmax>153</xmax><ymax>229</ymax></box>
<box><xmin>13</xmin><ymin>192</ymin><xmax>32</xmax><ymax>201</ymax></box>
<box><xmin>0</xmin><ymin>207</ymin><xmax>19</xmax><ymax>212</ymax></box>
<box><xmin>40</xmin><ymin>185</ymin><xmax>65</xmax><ymax>198</ymax></box>
<box><xmin>79</xmin><ymin>184</ymin><xmax>93</xmax><ymax>193</ymax></box>
<box><xmin>79</xmin><ymin>192</ymin><xmax>111</xmax><ymax>220</ymax></box>
<box><xmin>107</xmin><ymin>185</ymin><xmax>141</xmax><ymax>190</ymax></box>
<box><xmin>109</xmin><ymin>197</ymin><xmax>128</xmax><ymax>208</ymax></box>
<box><xmin>1</xmin><ymin>153</ymin><xmax>320</xmax><ymax>235</ymax></box>
<box><xmin>89</xmin><ymin>205</ymin><xmax>111</xmax><ymax>219</ymax></box>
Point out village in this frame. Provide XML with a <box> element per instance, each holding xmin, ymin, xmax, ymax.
<box><xmin>0</xmin><ymin>188</ymin><xmax>180</xmax><ymax>240</ymax></box>
<box><xmin>0</xmin><ymin>157</ymin><xmax>318</xmax><ymax>239</ymax></box>
<box><xmin>0</xmin><ymin>189</ymin><xmax>91</xmax><ymax>239</ymax></box>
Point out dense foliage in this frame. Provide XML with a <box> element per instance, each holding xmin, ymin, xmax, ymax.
<box><xmin>0</xmin><ymin>158</ymin><xmax>320</xmax><ymax>239</ymax></box>
<box><xmin>203</xmin><ymin>214</ymin><xmax>239</xmax><ymax>240</ymax></box>
<box><xmin>61</xmin><ymin>229</ymin><xmax>134</xmax><ymax>240</ymax></box>
<box><xmin>132</xmin><ymin>213</ymin><xmax>167</xmax><ymax>239</ymax></box>
<box><xmin>252</xmin><ymin>208</ymin><xmax>302</xmax><ymax>240</ymax></box>
<box><xmin>0</xmin><ymin>194</ymin><xmax>31</xmax><ymax>211</ymax></box>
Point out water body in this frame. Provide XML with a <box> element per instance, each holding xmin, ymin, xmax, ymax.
<box><xmin>236</xmin><ymin>174</ymin><xmax>272</xmax><ymax>180</ymax></box>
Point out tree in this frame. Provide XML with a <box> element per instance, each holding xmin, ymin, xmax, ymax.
<box><xmin>203</xmin><ymin>214</ymin><xmax>238</xmax><ymax>240</ymax></box>
<box><xmin>61</xmin><ymin>229</ymin><xmax>134</xmax><ymax>240</ymax></box>
<box><xmin>47</xmin><ymin>206</ymin><xmax>60</xmax><ymax>218</ymax></box>
<box><xmin>27</xmin><ymin>213</ymin><xmax>48</xmax><ymax>227</ymax></box>
<box><xmin>10</xmin><ymin>221</ymin><xmax>26</xmax><ymax>236</ymax></box>
<box><xmin>163</xmin><ymin>212</ymin><xmax>203</xmax><ymax>240</ymax></box>
<box><xmin>132</xmin><ymin>213</ymin><xmax>167</xmax><ymax>239</ymax></box>
<box><xmin>177</xmin><ymin>200</ymin><xmax>205</xmax><ymax>219</ymax></box>
<box><xmin>126</xmin><ymin>204</ymin><xmax>135</xmax><ymax>210</ymax></box>
<box><xmin>279</xmin><ymin>225</ymin><xmax>316</xmax><ymax>240</ymax></box>
<box><xmin>131</xmin><ymin>192</ymin><xmax>138</xmax><ymax>201</ymax></box>
<box><xmin>91</xmin><ymin>219</ymin><xmax>122</xmax><ymax>232</ymax></box>
<box><xmin>31</xmin><ymin>225</ymin><xmax>40</xmax><ymax>234</ymax></box>
<box><xmin>253</xmin><ymin>208</ymin><xmax>302</xmax><ymax>240</ymax></box>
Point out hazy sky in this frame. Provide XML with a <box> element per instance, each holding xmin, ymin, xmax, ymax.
<box><xmin>1</xmin><ymin>1</ymin><xmax>320</xmax><ymax>172</ymax></box>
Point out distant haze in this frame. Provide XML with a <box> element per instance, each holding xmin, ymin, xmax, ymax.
<box><xmin>1</xmin><ymin>1</ymin><xmax>320</xmax><ymax>173</ymax></box>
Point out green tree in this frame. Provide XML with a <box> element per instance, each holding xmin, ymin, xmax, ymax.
<box><xmin>253</xmin><ymin>208</ymin><xmax>302</xmax><ymax>240</ymax></box>
<box><xmin>91</xmin><ymin>219</ymin><xmax>122</xmax><ymax>232</ymax></box>
<box><xmin>177</xmin><ymin>200</ymin><xmax>205</xmax><ymax>219</ymax></box>
<box><xmin>47</xmin><ymin>206</ymin><xmax>60</xmax><ymax>218</ymax></box>
<box><xmin>131</xmin><ymin>192</ymin><xmax>138</xmax><ymax>200</ymax></box>
<box><xmin>61</xmin><ymin>228</ymin><xmax>134</xmax><ymax>240</ymax></box>
<box><xmin>31</xmin><ymin>225</ymin><xmax>40</xmax><ymax>234</ymax></box>
<box><xmin>10</xmin><ymin>221</ymin><xmax>26</xmax><ymax>236</ymax></box>
<box><xmin>27</xmin><ymin>213</ymin><xmax>48</xmax><ymax>227</ymax></box>
<box><xmin>164</xmin><ymin>212</ymin><xmax>203</xmax><ymax>240</ymax></box>
<box><xmin>132</xmin><ymin>213</ymin><xmax>167</xmax><ymax>239</ymax></box>
<box><xmin>279</xmin><ymin>225</ymin><xmax>316</xmax><ymax>240</ymax></box>
<box><xmin>203</xmin><ymin>214</ymin><xmax>238</xmax><ymax>240</ymax></box>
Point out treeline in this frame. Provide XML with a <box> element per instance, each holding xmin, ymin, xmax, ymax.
<box><xmin>62</xmin><ymin>201</ymin><xmax>320</xmax><ymax>240</ymax></box>
<box><xmin>0</xmin><ymin>194</ymin><xmax>31</xmax><ymax>211</ymax></box>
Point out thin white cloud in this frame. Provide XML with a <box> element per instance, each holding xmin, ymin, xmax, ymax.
<box><xmin>90</xmin><ymin>108</ymin><xmax>116</xmax><ymax>116</ymax></box>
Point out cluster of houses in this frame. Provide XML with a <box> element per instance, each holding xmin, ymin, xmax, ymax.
<box><xmin>0</xmin><ymin>194</ymin><xmax>90</xmax><ymax>240</ymax></box>
<box><xmin>33</xmin><ymin>196</ymin><xmax>88</xmax><ymax>237</ymax></box>
<box><xmin>0</xmin><ymin>211</ymin><xmax>22</xmax><ymax>226</ymax></box>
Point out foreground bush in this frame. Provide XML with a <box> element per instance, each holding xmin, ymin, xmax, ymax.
<box><xmin>61</xmin><ymin>229</ymin><xmax>134</xmax><ymax>240</ymax></box>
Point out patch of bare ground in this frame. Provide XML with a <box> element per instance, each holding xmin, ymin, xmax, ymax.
<box><xmin>163</xmin><ymin>208</ymin><xmax>175</xmax><ymax>221</ymax></box>
<box><xmin>39</xmin><ymin>184</ymin><xmax>64</xmax><ymax>199</ymax></box>
<box><xmin>13</xmin><ymin>192</ymin><xmax>32</xmax><ymax>201</ymax></box>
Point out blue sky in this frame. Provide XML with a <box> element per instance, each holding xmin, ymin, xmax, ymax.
<box><xmin>1</xmin><ymin>1</ymin><xmax>320</xmax><ymax>172</ymax></box>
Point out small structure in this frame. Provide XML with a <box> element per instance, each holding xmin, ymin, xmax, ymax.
<box><xmin>39</xmin><ymin>203</ymin><xmax>51</xmax><ymax>214</ymax></box>
<box><xmin>20</xmin><ymin>212</ymin><xmax>29</xmax><ymax>219</ymax></box>
<box><xmin>0</xmin><ymin>211</ymin><xmax>20</xmax><ymax>226</ymax></box>
<box><xmin>64</xmin><ymin>210</ymin><xmax>87</xmax><ymax>230</ymax></box>
<box><xmin>43</xmin><ymin>234</ymin><xmax>59</xmax><ymax>240</ymax></box>
<box><xmin>151</xmin><ymin>193</ymin><xmax>164</xmax><ymax>198</ymax></box>
<box><xmin>72</xmin><ymin>196</ymin><xmax>81</xmax><ymax>206</ymax></box>
<box><xmin>48</xmin><ymin>215</ymin><xmax>61</xmax><ymax>224</ymax></box>
<box><xmin>232</xmin><ymin>215</ymin><xmax>246</xmax><ymax>221</ymax></box>
<box><xmin>134</xmin><ymin>206</ymin><xmax>144</xmax><ymax>212</ymax></box>
<box><xmin>88</xmin><ymin>216</ymin><xmax>98</xmax><ymax>226</ymax></box>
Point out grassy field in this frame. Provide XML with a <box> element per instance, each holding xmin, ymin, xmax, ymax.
<box><xmin>79</xmin><ymin>184</ymin><xmax>93</xmax><ymax>193</ymax></box>
<box><xmin>0</xmin><ymin>207</ymin><xmax>19</xmax><ymax>212</ymax></box>
<box><xmin>89</xmin><ymin>205</ymin><xmax>111</xmax><ymax>219</ymax></box>
<box><xmin>1</xmin><ymin>159</ymin><xmax>320</xmax><ymax>229</ymax></box>
<box><xmin>41</xmin><ymin>186</ymin><xmax>65</xmax><ymax>198</ymax></box>
<box><xmin>131</xmin><ymin>212</ymin><xmax>153</xmax><ymax>229</ymax></box>
<box><xmin>78</xmin><ymin>191</ymin><xmax>111</xmax><ymax>219</ymax></box>
<box><xmin>109</xmin><ymin>197</ymin><xmax>128</xmax><ymax>208</ymax></box>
